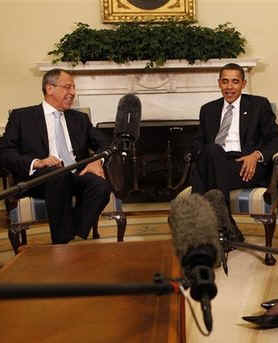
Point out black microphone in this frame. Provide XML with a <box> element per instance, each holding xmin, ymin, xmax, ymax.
<box><xmin>203</xmin><ymin>189</ymin><xmax>237</xmax><ymax>241</ymax></box>
<box><xmin>168</xmin><ymin>192</ymin><xmax>222</xmax><ymax>332</ymax></box>
<box><xmin>102</xmin><ymin>94</ymin><xmax>141</xmax><ymax>199</ymax></box>
<box><xmin>114</xmin><ymin>93</ymin><xmax>141</xmax><ymax>152</ymax></box>
<box><xmin>203</xmin><ymin>189</ymin><xmax>238</xmax><ymax>274</ymax></box>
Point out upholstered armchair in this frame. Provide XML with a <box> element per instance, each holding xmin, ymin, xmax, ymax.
<box><xmin>229</xmin><ymin>155</ymin><xmax>278</xmax><ymax>266</ymax></box>
<box><xmin>184</xmin><ymin>153</ymin><xmax>278</xmax><ymax>266</ymax></box>
<box><xmin>2</xmin><ymin>171</ymin><xmax>124</xmax><ymax>254</ymax></box>
<box><xmin>0</xmin><ymin>108</ymin><xmax>126</xmax><ymax>253</ymax></box>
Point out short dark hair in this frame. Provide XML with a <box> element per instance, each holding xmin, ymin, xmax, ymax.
<box><xmin>219</xmin><ymin>63</ymin><xmax>245</xmax><ymax>81</ymax></box>
<box><xmin>42</xmin><ymin>68</ymin><xmax>71</xmax><ymax>95</ymax></box>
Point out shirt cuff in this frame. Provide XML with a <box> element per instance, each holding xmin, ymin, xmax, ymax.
<box><xmin>29</xmin><ymin>159</ymin><xmax>39</xmax><ymax>175</ymax></box>
<box><xmin>254</xmin><ymin>150</ymin><xmax>264</xmax><ymax>163</ymax></box>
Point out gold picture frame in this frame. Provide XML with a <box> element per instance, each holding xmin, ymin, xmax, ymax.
<box><xmin>101</xmin><ymin>0</ymin><xmax>196</xmax><ymax>23</ymax></box>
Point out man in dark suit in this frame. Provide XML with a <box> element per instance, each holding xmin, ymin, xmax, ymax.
<box><xmin>0</xmin><ymin>68</ymin><xmax>112</xmax><ymax>244</ymax></box>
<box><xmin>191</xmin><ymin>63</ymin><xmax>278</xmax><ymax>238</ymax></box>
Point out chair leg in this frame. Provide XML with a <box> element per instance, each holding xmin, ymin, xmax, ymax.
<box><xmin>252</xmin><ymin>214</ymin><xmax>277</xmax><ymax>265</ymax></box>
<box><xmin>101</xmin><ymin>211</ymin><xmax>127</xmax><ymax>242</ymax></box>
<box><xmin>113</xmin><ymin>212</ymin><xmax>127</xmax><ymax>242</ymax></box>
<box><xmin>8</xmin><ymin>230</ymin><xmax>20</xmax><ymax>254</ymax></box>
<box><xmin>21</xmin><ymin>229</ymin><xmax>27</xmax><ymax>245</ymax></box>
<box><xmin>263</xmin><ymin>220</ymin><xmax>277</xmax><ymax>266</ymax></box>
<box><xmin>8</xmin><ymin>226</ymin><xmax>29</xmax><ymax>255</ymax></box>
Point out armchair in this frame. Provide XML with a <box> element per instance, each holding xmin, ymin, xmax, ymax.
<box><xmin>0</xmin><ymin>107</ymin><xmax>126</xmax><ymax>253</ymax></box>
<box><xmin>3</xmin><ymin>170</ymin><xmax>125</xmax><ymax>254</ymax></box>
<box><xmin>185</xmin><ymin>153</ymin><xmax>278</xmax><ymax>266</ymax></box>
<box><xmin>229</xmin><ymin>154</ymin><xmax>278</xmax><ymax>265</ymax></box>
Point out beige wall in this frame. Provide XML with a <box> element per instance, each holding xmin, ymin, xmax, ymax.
<box><xmin>0</xmin><ymin>0</ymin><xmax>278</xmax><ymax>128</ymax></box>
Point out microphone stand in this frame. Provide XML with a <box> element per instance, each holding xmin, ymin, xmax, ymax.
<box><xmin>0</xmin><ymin>274</ymin><xmax>188</xmax><ymax>300</ymax></box>
<box><xmin>0</xmin><ymin>145</ymin><xmax>118</xmax><ymax>201</ymax></box>
<box><xmin>223</xmin><ymin>239</ymin><xmax>278</xmax><ymax>255</ymax></box>
<box><xmin>218</xmin><ymin>230</ymin><xmax>278</xmax><ymax>276</ymax></box>
<box><xmin>217</xmin><ymin>230</ymin><xmax>278</xmax><ymax>276</ymax></box>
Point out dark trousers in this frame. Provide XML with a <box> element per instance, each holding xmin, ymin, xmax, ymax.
<box><xmin>191</xmin><ymin>144</ymin><xmax>269</xmax><ymax>204</ymax></box>
<box><xmin>27</xmin><ymin>168</ymin><xmax>112</xmax><ymax>244</ymax></box>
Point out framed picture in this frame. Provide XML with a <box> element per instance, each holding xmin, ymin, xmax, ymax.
<box><xmin>101</xmin><ymin>0</ymin><xmax>196</xmax><ymax>23</ymax></box>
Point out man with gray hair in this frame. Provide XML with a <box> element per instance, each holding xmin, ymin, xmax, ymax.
<box><xmin>0</xmin><ymin>68</ymin><xmax>112</xmax><ymax>244</ymax></box>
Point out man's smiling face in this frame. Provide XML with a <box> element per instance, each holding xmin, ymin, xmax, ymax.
<box><xmin>218</xmin><ymin>69</ymin><xmax>246</xmax><ymax>104</ymax></box>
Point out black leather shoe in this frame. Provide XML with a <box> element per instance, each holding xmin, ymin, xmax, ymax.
<box><xmin>93</xmin><ymin>232</ymin><xmax>100</xmax><ymax>240</ymax></box>
<box><xmin>242</xmin><ymin>314</ymin><xmax>278</xmax><ymax>329</ymax></box>
<box><xmin>261</xmin><ymin>299</ymin><xmax>278</xmax><ymax>310</ymax></box>
<box><xmin>230</xmin><ymin>217</ymin><xmax>245</xmax><ymax>242</ymax></box>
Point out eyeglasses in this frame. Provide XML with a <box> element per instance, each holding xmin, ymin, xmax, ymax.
<box><xmin>51</xmin><ymin>83</ymin><xmax>76</xmax><ymax>91</ymax></box>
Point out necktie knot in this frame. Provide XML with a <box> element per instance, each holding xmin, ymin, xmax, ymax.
<box><xmin>53</xmin><ymin>111</ymin><xmax>62</xmax><ymax>119</ymax></box>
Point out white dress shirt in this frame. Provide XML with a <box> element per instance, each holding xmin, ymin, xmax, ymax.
<box><xmin>219</xmin><ymin>96</ymin><xmax>263</xmax><ymax>161</ymax></box>
<box><xmin>221</xmin><ymin>97</ymin><xmax>241</xmax><ymax>152</ymax></box>
<box><xmin>30</xmin><ymin>101</ymin><xmax>76</xmax><ymax>174</ymax></box>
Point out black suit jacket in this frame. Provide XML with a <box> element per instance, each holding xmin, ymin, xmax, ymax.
<box><xmin>192</xmin><ymin>94</ymin><xmax>278</xmax><ymax>164</ymax></box>
<box><xmin>0</xmin><ymin>104</ymin><xmax>110</xmax><ymax>182</ymax></box>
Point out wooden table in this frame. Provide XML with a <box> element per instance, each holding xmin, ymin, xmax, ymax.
<box><xmin>0</xmin><ymin>240</ymin><xmax>185</xmax><ymax>343</ymax></box>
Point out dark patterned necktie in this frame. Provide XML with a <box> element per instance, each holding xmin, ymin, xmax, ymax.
<box><xmin>215</xmin><ymin>104</ymin><xmax>234</xmax><ymax>146</ymax></box>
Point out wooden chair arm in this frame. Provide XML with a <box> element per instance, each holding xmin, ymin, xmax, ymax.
<box><xmin>263</xmin><ymin>156</ymin><xmax>278</xmax><ymax>206</ymax></box>
<box><xmin>0</xmin><ymin>168</ymin><xmax>20</xmax><ymax>211</ymax></box>
<box><xmin>169</xmin><ymin>152</ymin><xmax>192</xmax><ymax>193</ymax></box>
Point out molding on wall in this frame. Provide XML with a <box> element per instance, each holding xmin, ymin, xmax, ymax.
<box><xmin>37</xmin><ymin>58</ymin><xmax>259</xmax><ymax>72</ymax></box>
<box><xmin>36</xmin><ymin>58</ymin><xmax>259</xmax><ymax>124</ymax></box>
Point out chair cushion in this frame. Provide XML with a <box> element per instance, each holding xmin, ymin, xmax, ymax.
<box><xmin>9</xmin><ymin>194</ymin><xmax>121</xmax><ymax>225</ymax></box>
<box><xmin>230</xmin><ymin>188</ymin><xmax>271</xmax><ymax>215</ymax></box>
<box><xmin>9</xmin><ymin>197</ymin><xmax>48</xmax><ymax>225</ymax></box>
<box><xmin>171</xmin><ymin>186</ymin><xmax>271</xmax><ymax>216</ymax></box>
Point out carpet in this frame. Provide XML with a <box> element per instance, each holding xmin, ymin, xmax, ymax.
<box><xmin>0</xmin><ymin>219</ymin><xmax>171</xmax><ymax>264</ymax></box>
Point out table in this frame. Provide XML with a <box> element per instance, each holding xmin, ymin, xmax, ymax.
<box><xmin>0</xmin><ymin>240</ymin><xmax>185</xmax><ymax>343</ymax></box>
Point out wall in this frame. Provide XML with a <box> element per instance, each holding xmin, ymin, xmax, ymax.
<box><xmin>198</xmin><ymin>0</ymin><xmax>278</xmax><ymax>112</ymax></box>
<box><xmin>0</xmin><ymin>0</ymin><xmax>278</xmax><ymax>128</ymax></box>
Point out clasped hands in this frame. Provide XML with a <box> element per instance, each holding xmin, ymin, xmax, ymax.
<box><xmin>33</xmin><ymin>156</ymin><xmax>105</xmax><ymax>179</ymax></box>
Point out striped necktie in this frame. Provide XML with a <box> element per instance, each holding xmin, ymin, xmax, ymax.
<box><xmin>215</xmin><ymin>104</ymin><xmax>234</xmax><ymax>147</ymax></box>
<box><xmin>53</xmin><ymin>111</ymin><xmax>75</xmax><ymax>167</ymax></box>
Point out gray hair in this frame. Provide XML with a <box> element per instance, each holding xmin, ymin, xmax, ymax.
<box><xmin>42</xmin><ymin>68</ymin><xmax>71</xmax><ymax>95</ymax></box>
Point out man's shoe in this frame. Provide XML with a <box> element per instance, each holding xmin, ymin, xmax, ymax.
<box><xmin>242</xmin><ymin>314</ymin><xmax>278</xmax><ymax>329</ymax></box>
<box><xmin>93</xmin><ymin>232</ymin><xmax>100</xmax><ymax>240</ymax></box>
<box><xmin>261</xmin><ymin>299</ymin><xmax>278</xmax><ymax>310</ymax></box>
<box><xmin>232</xmin><ymin>226</ymin><xmax>245</xmax><ymax>242</ymax></box>
<box><xmin>230</xmin><ymin>216</ymin><xmax>245</xmax><ymax>242</ymax></box>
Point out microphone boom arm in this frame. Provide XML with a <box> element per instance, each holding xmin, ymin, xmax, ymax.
<box><xmin>0</xmin><ymin>145</ymin><xmax>117</xmax><ymax>201</ymax></box>
<box><xmin>223</xmin><ymin>239</ymin><xmax>278</xmax><ymax>255</ymax></box>
<box><xmin>0</xmin><ymin>278</ymin><xmax>183</xmax><ymax>300</ymax></box>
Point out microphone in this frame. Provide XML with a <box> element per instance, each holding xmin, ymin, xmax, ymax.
<box><xmin>102</xmin><ymin>94</ymin><xmax>141</xmax><ymax>199</ymax></box>
<box><xmin>203</xmin><ymin>189</ymin><xmax>238</xmax><ymax>274</ymax></box>
<box><xmin>114</xmin><ymin>93</ymin><xmax>141</xmax><ymax>152</ymax></box>
<box><xmin>203</xmin><ymin>189</ymin><xmax>237</xmax><ymax>241</ymax></box>
<box><xmin>168</xmin><ymin>192</ymin><xmax>221</xmax><ymax>332</ymax></box>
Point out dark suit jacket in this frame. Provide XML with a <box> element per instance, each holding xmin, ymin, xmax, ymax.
<box><xmin>0</xmin><ymin>104</ymin><xmax>110</xmax><ymax>183</ymax></box>
<box><xmin>192</xmin><ymin>94</ymin><xmax>278</xmax><ymax>164</ymax></box>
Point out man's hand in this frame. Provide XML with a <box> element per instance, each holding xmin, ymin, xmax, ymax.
<box><xmin>236</xmin><ymin>151</ymin><xmax>261</xmax><ymax>182</ymax></box>
<box><xmin>33</xmin><ymin>156</ymin><xmax>63</xmax><ymax>169</ymax></box>
<box><xmin>79</xmin><ymin>160</ymin><xmax>105</xmax><ymax>178</ymax></box>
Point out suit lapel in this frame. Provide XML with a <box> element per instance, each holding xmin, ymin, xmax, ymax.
<box><xmin>33</xmin><ymin>104</ymin><xmax>49</xmax><ymax>152</ymax></box>
<box><xmin>64</xmin><ymin>110</ymin><xmax>78</xmax><ymax>154</ymax></box>
<box><xmin>211</xmin><ymin>99</ymin><xmax>224</xmax><ymax>140</ymax></box>
<box><xmin>239</xmin><ymin>95</ymin><xmax>250</xmax><ymax>143</ymax></box>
